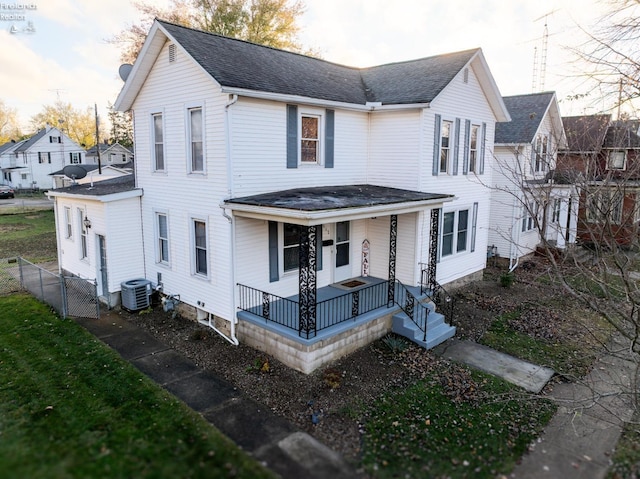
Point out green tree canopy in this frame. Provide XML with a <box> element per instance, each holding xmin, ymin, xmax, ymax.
<box><xmin>112</xmin><ymin>0</ymin><xmax>305</xmax><ymax>64</ymax></box>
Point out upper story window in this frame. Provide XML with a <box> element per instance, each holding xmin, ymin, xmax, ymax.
<box><xmin>439</xmin><ymin>120</ymin><xmax>452</xmax><ymax>174</ymax></box>
<box><xmin>607</xmin><ymin>150</ymin><xmax>626</xmax><ymax>170</ymax></box>
<box><xmin>188</xmin><ymin>107</ymin><xmax>204</xmax><ymax>173</ymax></box>
<box><xmin>533</xmin><ymin>135</ymin><xmax>549</xmax><ymax>173</ymax></box>
<box><xmin>152</xmin><ymin>113</ymin><xmax>165</xmax><ymax>171</ymax></box>
<box><xmin>49</xmin><ymin>136</ymin><xmax>61</xmax><ymax>143</ymax></box>
<box><xmin>286</xmin><ymin>105</ymin><xmax>334</xmax><ymax>169</ymax></box>
<box><xmin>301</xmin><ymin>114</ymin><xmax>320</xmax><ymax>164</ymax></box>
<box><xmin>38</xmin><ymin>152</ymin><xmax>51</xmax><ymax>164</ymax></box>
<box><xmin>469</xmin><ymin>125</ymin><xmax>479</xmax><ymax>173</ymax></box>
<box><xmin>70</xmin><ymin>152</ymin><xmax>81</xmax><ymax>164</ymax></box>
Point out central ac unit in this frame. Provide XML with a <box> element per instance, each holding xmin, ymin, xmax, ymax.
<box><xmin>121</xmin><ymin>278</ymin><xmax>152</xmax><ymax>311</ymax></box>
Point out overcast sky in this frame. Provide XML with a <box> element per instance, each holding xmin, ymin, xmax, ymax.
<box><xmin>0</xmin><ymin>0</ymin><xmax>611</xmax><ymax>131</ymax></box>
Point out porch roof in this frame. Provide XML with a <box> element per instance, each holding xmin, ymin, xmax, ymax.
<box><xmin>223</xmin><ymin>184</ymin><xmax>453</xmax><ymax>225</ymax></box>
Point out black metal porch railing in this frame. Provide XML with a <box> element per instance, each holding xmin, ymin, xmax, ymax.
<box><xmin>420</xmin><ymin>269</ymin><xmax>455</xmax><ymax>326</ymax></box>
<box><xmin>394</xmin><ymin>280</ymin><xmax>431</xmax><ymax>342</ymax></box>
<box><xmin>237</xmin><ymin>281</ymin><xmax>389</xmax><ymax>338</ymax></box>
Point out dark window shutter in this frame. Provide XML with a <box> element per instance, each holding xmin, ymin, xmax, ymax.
<box><xmin>479</xmin><ymin>122</ymin><xmax>486</xmax><ymax>174</ymax></box>
<box><xmin>325</xmin><ymin>110</ymin><xmax>334</xmax><ymax>168</ymax></box>
<box><xmin>69</xmin><ymin>152</ymin><xmax>72</xmax><ymax>162</ymax></box>
<box><xmin>453</xmin><ymin>118</ymin><xmax>461</xmax><ymax>175</ymax></box>
<box><xmin>78</xmin><ymin>152</ymin><xmax>82</xmax><ymax>164</ymax></box>
<box><xmin>463</xmin><ymin>120</ymin><xmax>470</xmax><ymax>175</ymax></box>
<box><xmin>432</xmin><ymin>114</ymin><xmax>441</xmax><ymax>176</ymax></box>
<box><xmin>268</xmin><ymin>221</ymin><xmax>279</xmax><ymax>282</ymax></box>
<box><xmin>471</xmin><ymin>202</ymin><xmax>478</xmax><ymax>252</ymax></box>
<box><xmin>286</xmin><ymin>104</ymin><xmax>298</xmax><ymax>169</ymax></box>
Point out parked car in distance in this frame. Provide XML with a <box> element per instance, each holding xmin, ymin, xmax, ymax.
<box><xmin>0</xmin><ymin>186</ymin><xmax>15</xmax><ymax>199</ymax></box>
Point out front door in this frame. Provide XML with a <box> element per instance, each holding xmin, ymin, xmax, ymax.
<box><xmin>98</xmin><ymin>235</ymin><xmax>108</xmax><ymax>297</ymax></box>
<box><xmin>333</xmin><ymin>221</ymin><xmax>351</xmax><ymax>282</ymax></box>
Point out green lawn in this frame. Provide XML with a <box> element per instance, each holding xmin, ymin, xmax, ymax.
<box><xmin>0</xmin><ymin>294</ymin><xmax>274</xmax><ymax>479</ymax></box>
<box><xmin>0</xmin><ymin>209</ymin><xmax>57</xmax><ymax>262</ymax></box>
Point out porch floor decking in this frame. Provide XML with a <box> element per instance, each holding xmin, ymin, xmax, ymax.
<box><xmin>237</xmin><ymin>276</ymin><xmax>427</xmax><ymax>345</ymax></box>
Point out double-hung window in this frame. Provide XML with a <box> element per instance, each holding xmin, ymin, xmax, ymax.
<box><xmin>552</xmin><ymin>198</ymin><xmax>561</xmax><ymax>223</ymax></box>
<box><xmin>283</xmin><ymin>223</ymin><xmax>300</xmax><ymax>272</ymax></box>
<box><xmin>440</xmin><ymin>120</ymin><xmax>452</xmax><ymax>173</ymax></box>
<box><xmin>608</xmin><ymin>150</ymin><xmax>626</xmax><ymax>170</ymax></box>
<box><xmin>441</xmin><ymin>209</ymin><xmax>469</xmax><ymax>257</ymax></box>
<box><xmin>522</xmin><ymin>201</ymin><xmax>538</xmax><ymax>232</ymax></box>
<box><xmin>152</xmin><ymin>113</ymin><xmax>165</xmax><ymax>171</ymax></box>
<box><xmin>157</xmin><ymin>213</ymin><xmax>169</xmax><ymax>264</ymax></box>
<box><xmin>188</xmin><ymin>107</ymin><xmax>204</xmax><ymax>173</ymax></box>
<box><xmin>193</xmin><ymin>220</ymin><xmax>208</xmax><ymax>276</ymax></box>
<box><xmin>533</xmin><ymin>135</ymin><xmax>547</xmax><ymax>173</ymax></box>
<box><xmin>70</xmin><ymin>152</ymin><xmax>81</xmax><ymax>164</ymax></box>
<box><xmin>587</xmin><ymin>190</ymin><xmax>623</xmax><ymax>224</ymax></box>
<box><xmin>469</xmin><ymin>125</ymin><xmax>479</xmax><ymax>173</ymax></box>
<box><xmin>301</xmin><ymin>114</ymin><xmax>320</xmax><ymax>164</ymax></box>
<box><xmin>79</xmin><ymin>210</ymin><xmax>88</xmax><ymax>259</ymax></box>
<box><xmin>64</xmin><ymin>207</ymin><xmax>72</xmax><ymax>239</ymax></box>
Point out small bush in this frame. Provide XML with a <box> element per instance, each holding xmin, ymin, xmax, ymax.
<box><xmin>499</xmin><ymin>272</ymin><xmax>515</xmax><ymax>288</ymax></box>
<box><xmin>381</xmin><ymin>334</ymin><xmax>410</xmax><ymax>355</ymax></box>
<box><xmin>322</xmin><ymin>368</ymin><xmax>342</xmax><ymax>390</ymax></box>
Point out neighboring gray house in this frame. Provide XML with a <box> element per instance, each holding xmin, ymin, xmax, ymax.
<box><xmin>86</xmin><ymin>142</ymin><xmax>134</xmax><ymax>165</ymax></box>
<box><xmin>490</xmin><ymin>92</ymin><xmax>575</xmax><ymax>268</ymax></box>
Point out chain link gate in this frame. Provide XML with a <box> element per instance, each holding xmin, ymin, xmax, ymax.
<box><xmin>64</xmin><ymin>276</ymin><xmax>100</xmax><ymax>319</ymax></box>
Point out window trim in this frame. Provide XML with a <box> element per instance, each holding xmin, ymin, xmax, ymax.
<box><xmin>439</xmin><ymin>120</ymin><xmax>453</xmax><ymax>174</ymax></box>
<box><xmin>78</xmin><ymin>209</ymin><xmax>88</xmax><ymax>260</ymax></box>
<box><xmin>64</xmin><ymin>206</ymin><xmax>72</xmax><ymax>240</ymax></box>
<box><xmin>521</xmin><ymin>201</ymin><xmax>538</xmax><ymax>232</ymax></box>
<box><xmin>151</xmin><ymin>111</ymin><xmax>166</xmax><ymax>172</ymax></box>
<box><xmin>586</xmin><ymin>190</ymin><xmax>623</xmax><ymax>224</ymax></box>
<box><xmin>607</xmin><ymin>150</ymin><xmax>626</xmax><ymax>170</ymax></box>
<box><xmin>192</xmin><ymin>218</ymin><xmax>208</xmax><ymax>278</ymax></box>
<box><xmin>468</xmin><ymin>124</ymin><xmax>480</xmax><ymax>173</ymax></box>
<box><xmin>298</xmin><ymin>107</ymin><xmax>323</xmax><ymax>166</ymax></box>
<box><xmin>186</xmin><ymin>105</ymin><xmax>205</xmax><ymax>174</ymax></box>
<box><xmin>440</xmin><ymin>208</ymin><xmax>470</xmax><ymax>258</ymax></box>
<box><xmin>156</xmin><ymin>212</ymin><xmax>170</xmax><ymax>265</ymax></box>
<box><xmin>281</xmin><ymin>222</ymin><xmax>301</xmax><ymax>274</ymax></box>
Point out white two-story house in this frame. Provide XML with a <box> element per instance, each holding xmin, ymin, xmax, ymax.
<box><xmin>50</xmin><ymin>20</ymin><xmax>509</xmax><ymax>373</ymax></box>
<box><xmin>490</xmin><ymin>92</ymin><xmax>575</xmax><ymax>269</ymax></box>
<box><xmin>0</xmin><ymin>125</ymin><xmax>85</xmax><ymax>190</ymax></box>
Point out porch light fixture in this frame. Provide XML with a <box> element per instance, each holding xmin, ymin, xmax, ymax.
<box><xmin>83</xmin><ymin>217</ymin><xmax>92</xmax><ymax>229</ymax></box>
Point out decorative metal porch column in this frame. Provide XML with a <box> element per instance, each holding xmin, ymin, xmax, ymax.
<box><xmin>387</xmin><ymin>214</ymin><xmax>397</xmax><ymax>307</ymax></box>
<box><xmin>298</xmin><ymin>225</ymin><xmax>317</xmax><ymax>338</ymax></box>
<box><xmin>427</xmin><ymin>208</ymin><xmax>440</xmax><ymax>292</ymax></box>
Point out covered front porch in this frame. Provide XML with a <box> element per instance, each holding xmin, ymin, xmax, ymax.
<box><xmin>224</xmin><ymin>185</ymin><xmax>456</xmax><ymax>373</ymax></box>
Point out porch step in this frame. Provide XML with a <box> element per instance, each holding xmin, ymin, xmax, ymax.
<box><xmin>391</xmin><ymin>310</ymin><xmax>456</xmax><ymax>350</ymax></box>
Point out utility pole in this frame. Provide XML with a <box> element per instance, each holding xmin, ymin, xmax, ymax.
<box><xmin>95</xmin><ymin>104</ymin><xmax>102</xmax><ymax>174</ymax></box>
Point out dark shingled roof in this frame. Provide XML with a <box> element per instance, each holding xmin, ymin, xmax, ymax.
<box><xmin>495</xmin><ymin>92</ymin><xmax>555</xmax><ymax>144</ymax></box>
<box><xmin>562</xmin><ymin>115</ymin><xmax>611</xmax><ymax>152</ymax></box>
<box><xmin>603</xmin><ymin>121</ymin><xmax>640</xmax><ymax>149</ymax></box>
<box><xmin>15</xmin><ymin>128</ymin><xmax>47</xmax><ymax>152</ymax></box>
<box><xmin>51</xmin><ymin>174</ymin><xmax>137</xmax><ymax>197</ymax></box>
<box><xmin>226</xmin><ymin>185</ymin><xmax>452</xmax><ymax>211</ymax></box>
<box><xmin>159</xmin><ymin>20</ymin><xmax>479</xmax><ymax>106</ymax></box>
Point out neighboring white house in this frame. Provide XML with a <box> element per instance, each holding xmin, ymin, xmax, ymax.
<box><xmin>54</xmin><ymin>19</ymin><xmax>510</xmax><ymax>373</ymax></box>
<box><xmin>85</xmin><ymin>142</ymin><xmax>134</xmax><ymax>165</ymax></box>
<box><xmin>490</xmin><ymin>92</ymin><xmax>576</xmax><ymax>269</ymax></box>
<box><xmin>0</xmin><ymin>126</ymin><xmax>86</xmax><ymax>190</ymax></box>
<box><xmin>50</xmin><ymin>163</ymin><xmax>133</xmax><ymax>189</ymax></box>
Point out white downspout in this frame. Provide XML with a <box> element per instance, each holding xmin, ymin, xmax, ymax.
<box><xmin>220</xmin><ymin>93</ymin><xmax>240</xmax><ymax>346</ymax></box>
<box><xmin>509</xmin><ymin>195</ymin><xmax>521</xmax><ymax>272</ymax></box>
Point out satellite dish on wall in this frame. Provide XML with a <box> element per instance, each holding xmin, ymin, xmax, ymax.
<box><xmin>63</xmin><ymin>165</ymin><xmax>87</xmax><ymax>181</ymax></box>
<box><xmin>119</xmin><ymin>64</ymin><xmax>133</xmax><ymax>82</ymax></box>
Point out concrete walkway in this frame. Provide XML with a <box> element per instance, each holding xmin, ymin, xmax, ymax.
<box><xmin>435</xmin><ymin>337</ymin><xmax>636</xmax><ymax>479</ymax></box>
<box><xmin>75</xmin><ymin>313</ymin><xmax>360</xmax><ymax>479</ymax></box>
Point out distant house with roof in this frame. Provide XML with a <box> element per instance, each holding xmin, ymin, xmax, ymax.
<box><xmin>50</xmin><ymin>162</ymin><xmax>134</xmax><ymax>189</ymax></box>
<box><xmin>53</xmin><ymin>19</ymin><xmax>510</xmax><ymax>373</ymax></box>
<box><xmin>85</xmin><ymin>142</ymin><xmax>133</xmax><ymax>166</ymax></box>
<box><xmin>490</xmin><ymin>92</ymin><xmax>574</xmax><ymax>267</ymax></box>
<box><xmin>558</xmin><ymin>115</ymin><xmax>640</xmax><ymax>247</ymax></box>
<box><xmin>0</xmin><ymin>125</ymin><xmax>85</xmax><ymax>190</ymax></box>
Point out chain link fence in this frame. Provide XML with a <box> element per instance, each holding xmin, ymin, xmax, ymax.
<box><xmin>0</xmin><ymin>257</ymin><xmax>99</xmax><ymax>319</ymax></box>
